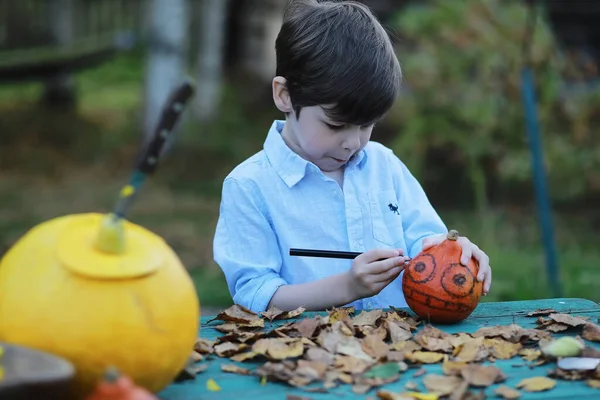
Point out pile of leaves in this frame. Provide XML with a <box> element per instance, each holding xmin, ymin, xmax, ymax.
<box><xmin>186</xmin><ymin>305</ymin><xmax>600</xmax><ymax>399</ymax></box>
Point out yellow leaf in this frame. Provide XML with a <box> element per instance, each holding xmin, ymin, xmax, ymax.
<box><xmin>406</xmin><ymin>351</ymin><xmax>446</xmax><ymax>364</ymax></box>
<box><xmin>587</xmin><ymin>379</ymin><xmax>600</xmax><ymax>389</ymax></box>
<box><xmin>261</xmin><ymin>375</ymin><xmax>267</xmax><ymax>386</ymax></box>
<box><xmin>403</xmin><ymin>392</ymin><xmax>439</xmax><ymax>400</ymax></box>
<box><xmin>516</xmin><ymin>376</ymin><xmax>556</xmax><ymax>392</ymax></box>
<box><xmin>206</xmin><ymin>378</ymin><xmax>221</xmax><ymax>391</ymax></box>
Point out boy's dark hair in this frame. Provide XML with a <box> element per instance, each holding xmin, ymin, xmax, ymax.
<box><xmin>275</xmin><ymin>0</ymin><xmax>402</xmax><ymax>126</ymax></box>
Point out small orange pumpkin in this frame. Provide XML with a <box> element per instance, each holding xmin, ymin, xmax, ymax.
<box><xmin>402</xmin><ymin>229</ymin><xmax>483</xmax><ymax>324</ymax></box>
<box><xmin>85</xmin><ymin>367</ymin><xmax>158</xmax><ymax>400</ymax></box>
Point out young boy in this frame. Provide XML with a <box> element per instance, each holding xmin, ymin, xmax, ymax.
<box><xmin>213</xmin><ymin>0</ymin><xmax>492</xmax><ymax>313</ymax></box>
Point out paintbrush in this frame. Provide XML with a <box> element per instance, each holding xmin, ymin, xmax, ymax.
<box><xmin>290</xmin><ymin>248</ymin><xmax>411</xmax><ymax>262</ymax></box>
<box><xmin>94</xmin><ymin>79</ymin><xmax>195</xmax><ymax>254</ymax></box>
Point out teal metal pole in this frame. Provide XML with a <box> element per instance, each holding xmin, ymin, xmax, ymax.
<box><xmin>520</xmin><ymin>1</ymin><xmax>562</xmax><ymax>297</ymax></box>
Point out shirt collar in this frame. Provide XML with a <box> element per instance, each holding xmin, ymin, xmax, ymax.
<box><xmin>264</xmin><ymin>120</ymin><xmax>368</xmax><ymax>188</ymax></box>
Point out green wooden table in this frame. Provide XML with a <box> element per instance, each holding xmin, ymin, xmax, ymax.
<box><xmin>158</xmin><ymin>298</ymin><xmax>600</xmax><ymax>399</ymax></box>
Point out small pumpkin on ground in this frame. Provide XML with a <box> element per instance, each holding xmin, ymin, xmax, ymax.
<box><xmin>402</xmin><ymin>229</ymin><xmax>483</xmax><ymax>324</ymax></box>
<box><xmin>85</xmin><ymin>367</ymin><xmax>158</xmax><ymax>400</ymax></box>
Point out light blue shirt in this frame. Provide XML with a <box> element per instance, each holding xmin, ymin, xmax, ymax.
<box><xmin>213</xmin><ymin>120</ymin><xmax>447</xmax><ymax>312</ymax></box>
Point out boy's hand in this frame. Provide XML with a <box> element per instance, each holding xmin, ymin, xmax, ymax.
<box><xmin>422</xmin><ymin>234</ymin><xmax>492</xmax><ymax>295</ymax></box>
<box><xmin>347</xmin><ymin>248</ymin><xmax>409</xmax><ymax>299</ymax></box>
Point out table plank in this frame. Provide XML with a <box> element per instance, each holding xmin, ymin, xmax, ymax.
<box><xmin>158</xmin><ymin>298</ymin><xmax>600</xmax><ymax>400</ymax></box>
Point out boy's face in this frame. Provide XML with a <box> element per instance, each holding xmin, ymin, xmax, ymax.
<box><xmin>281</xmin><ymin>105</ymin><xmax>374</xmax><ymax>173</ymax></box>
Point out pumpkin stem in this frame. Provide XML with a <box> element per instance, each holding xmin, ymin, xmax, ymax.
<box><xmin>94</xmin><ymin>213</ymin><xmax>126</xmax><ymax>254</ymax></box>
<box><xmin>447</xmin><ymin>230</ymin><xmax>460</xmax><ymax>241</ymax></box>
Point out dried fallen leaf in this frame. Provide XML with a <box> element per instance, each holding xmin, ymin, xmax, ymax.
<box><xmin>422</xmin><ymin>374</ymin><xmax>463</xmax><ymax>396</ymax></box>
<box><xmin>459</xmin><ymin>364</ymin><xmax>506</xmax><ymax>387</ymax></box>
<box><xmin>221</xmin><ymin>364</ymin><xmax>251</xmax><ymax>375</ymax></box>
<box><xmin>582</xmin><ymin>323</ymin><xmax>600</xmax><ymax>342</ymax></box>
<box><xmin>453</xmin><ymin>337</ymin><xmax>488</xmax><ymax>363</ymax></box>
<box><xmin>484</xmin><ymin>338</ymin><xmax>522</xmax><ymax>360</ymax></box>
<box><xmin>515</xmin><ymin>376</ymin><xmax>556</xmax><ymax>392</ymax></box>
<box><xmin>406</xmin><ymin>351</ymin><xmax>446</xmax><ymax>364</ymax></box>
<box><xmin>519</xmin><ymin>348</ymin><xmax>541</xmax><ymax>362</ymax></box>
<box><xmin>527</xmin><ymin>308</ymin><xmax>557</xmax><ymax>317</ymax></box>
<box><xmin>353</xmin><ymin>309</ymin><xmax>384</xmax><ymax>326</ymax></box>
<box><xmin>211</xmin><ymin>304</ymin><xmax>263</xmax><ymax>327</ymax></box>
<box><xmin>442</xmin><ymin>360</ymin><xmax>467</xmax><ymax>376</ymax></box>
<box><xmin>548</xmin><ymin>313</ymin><xmax>589</xmax><ymax>328</ymax></box>
<box><xmin>587</xmin><ymin>379</ymin><xmax>600</xmax><ymax>388</ymax></box>
<box><xmin>493</xmin><ymin>385</ymin><xmax>521</xmax><ymax>399</ymax></box>
<box><xmin>292</xmin><ymin>317</ymin><xmax>321</xmax><ymax>338</ymax></box>
<box><xmin>414</xmin><ymin>325</ymin><xmax>453</xmax><ymax>353</ymax></box>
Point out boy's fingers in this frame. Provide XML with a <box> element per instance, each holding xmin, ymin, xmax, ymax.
<box><xmin>368</xmin><ymin>256</ymin><xmax>407</xmax><ymax>275</ymax></box>
<box><xmin>373</xmin><ymin>264</ymin><xmax>404</xmax><ymax>283</ymax></box>
<box><xmin>421</xmin><ymin>234</ymin><xmax>444</xmax><ymax>250</ymax></box>
<box><xmin>360</xmin><ymin>248</ymin><xmax>401</xmax><ymax>264</ymax></box>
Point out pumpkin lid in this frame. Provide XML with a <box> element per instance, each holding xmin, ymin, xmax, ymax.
<box><xmin>57</xmin><ymin>214</ymin><xmax>163</xmax><ymax>280</ymax></box>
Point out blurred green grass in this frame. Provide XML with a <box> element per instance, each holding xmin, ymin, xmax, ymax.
<box><xmin>0</xmin><ymin>53</ymin><xmax>598</xmax><ymax>310</ymax></box>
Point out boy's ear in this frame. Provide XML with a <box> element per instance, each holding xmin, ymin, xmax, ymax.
<box><xmin>272</xmin><ymin>76</ymin><xmax>293</xmax><ymax>113</ymax></box>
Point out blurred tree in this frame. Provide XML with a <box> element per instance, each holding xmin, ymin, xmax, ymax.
<box><xmin>194</xmin><ymin>0</ymin><xmax>231</xmax><ymax>122</ymax></box>
<box><xmin>143</xmin><ymin>0</ymin><xmax>189</xmax><ymax>143</ymax></box>
<box><xmin>388</xmin><ymin>0</ymin><xmax>600</xmax><ymax>243</ymax></box>
<box><xmin>42</xmin><ymin>0</ymin><xmax>76</xmax><ymax>110</ymax></box>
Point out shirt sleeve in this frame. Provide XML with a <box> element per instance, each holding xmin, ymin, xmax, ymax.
<box><xmin>388</xmin><ymin>150</ymin><xmax>448</xmax><ymax>257</ymax></box>
<box><xmin>213</xmin><ymin>177</ymin><xmax>288</xmax><ymax>313</ymax></box>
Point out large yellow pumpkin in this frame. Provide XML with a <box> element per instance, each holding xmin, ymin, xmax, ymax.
<box><xmin>0</xmin><ymin>213</ymin><xmax>200</xmax><ymax>398</ymax></box>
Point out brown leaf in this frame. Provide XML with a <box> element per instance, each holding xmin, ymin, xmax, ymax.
<box><xmin>453</xmin><ymin>336</ymin><xmax>489</xmax><ymax>363</ymax></box>
<box><xmin>386</xmin><ymin>320</ymin><xmax>413</xmax><ymax>343</ymax></box>
<box><xmin>582</xmin><ymin>323</ymin><xmax>600</xmax><ymax>342</ymax></box>
<box><xmin>296</xmin><ymin>359</ymin><xmax>328</xmax><ymax>380</ymax></box>
<box><xmin>587</xmin><ymin>379</ymin><xmax>600</xmax><ymax>388</ymax></box>
<box><xmin>414</xmin><ymin>325</ymin><xmax>453</xmax><ymax>353</ymax></box>
<box><xmin>252</xmin><ymin>338</ymin><xmax>304</xmax><ymax>360</ymax></box>
<box><xmin>519</xmin><ymin>348</ymin><xmax>541</xmax><ymax>362</ymax></box>
<box><xmin>190</xmin><ymin>351</ymin><xmax>203</xmax><ymax>362</ymax></box>
<box><xmin>284</xmin><ymin>306</ymin><xmax>307</xmax><ymax>319</ymax></box>
<box><xmin>459</xmin><ymin>364</ymin><xmax>506</xmax><ymax>387</ymax></box>
<box><xmin>493</xmin><ymin>385</ymin><xmax>521</xmax><ymax>399</ymax></box>
<box><xmin>548</xmin><ymin>313</ymin><xmax>589</xmax><ymax>327</ymax></box>
<box><xmin>327</xmin><ymin>307</ymin><xmax>355</xmax><ymax>324</ymax></box>
<box><xmin>390</xmin><ymin>340</ymin><xmax>422</xmax><ymax>353</ymax></box>
<box><xmin>546</xmin><ymin>323</ymin><xmax>569</xmax><ymax>333</ymax></box>
<box><xmin>334</xmin><ymin>355</ymin><xmax>371</xmax><ymax>374</ymax></box>
<box><xmin>305</xmin><ymin>347</ymin><xmax>334</xmax><ymax>365</ymax></box>
<box><xmin>442</xmin><ymin>360</ymin><xmax>468</xmax><ymax>376</ymax></box>
<box><xmin>484</xmin><ymin>338</ymin><xmax>523</xmax><ymax>359</ymax></box>
<box><xmin>293</xmin><ymin>317</ymin><xmax>321</xmax><ymax>338</ymax></box>
<box><xmin>261</xmin><ymin>306</ymin><xmax>285</xmax><ymax>321</ymax></box>
<box><xmin>194</xmin><ymin>338</ymin><xmax>215</xmax><ymax>354</ymax></box>
<box><xmin>422</xmin><ymin>374</ymin><xmax>463</xmax><ymax>396</ymax></box>
<box><xmin>286</xmin><ymin>395</ymin><xmax>312</xmax><ymax>400</ymax></box>
<box><xmin>212</xmin><ymin>304</ymin><xmax>264</xmax><ymax>326</ymax></box>
<box><xmin>221</xmin><ymin>364</ymin><xmax>251</xmax><ymax>375</ymax></box>
<box><xmin>336</xmin><ymin>336</ymin><xmax>375</xmax><ymax>362</ymax></box>
<box><xmin>406</xmin><ymin>351</ymin><xmax>446</xmax><ymax>364</ymax></box>
<box><xmin>230</xmin><ymin>351</ymin><xmax>261</xmax><ymax>362</ymax></box>
<box><xmin>413</xmin><ymin>367</ymin><xmax>427</xmax><ymax>377</ymax></box>
<box><xmin>515</xmin><ymin>376</ymin><xmax>556</xmax><ymax>392</ymax></box>
<box><xmin>362</xmin><ymin>334</ymin><xmax>391</xmax><ymax>360</ymax></box>
<box><xmin>526</xmin><ymin>308</ymin><xmax>557</xmax><ymax>317</ymax></box>
<box><xmin>353</xmin><ymin>309</ymin><xmax>384</xmax><ymax>326</ymax></box>
<box><xmin>214</xmin><ymin>341</ymin><xmax>247</xmax><ymax>357</ymax></box>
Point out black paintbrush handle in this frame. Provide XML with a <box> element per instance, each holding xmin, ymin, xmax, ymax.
<box><xmin>136</xmin><ymin>79</ymin><xmax>195</xmax><ymax>175</ymax></box>
<box><xmin>289</xmin><ymin>248</ymin><xmax>412</xmax><ymax>262</ymax></box>
<box><xmin>289</xmin><ymin>249</ymin><xmax>362</xmax><ymax>259</ymax></box>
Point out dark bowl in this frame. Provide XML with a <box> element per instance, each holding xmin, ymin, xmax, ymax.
<box><xmin>0</xmin><ymin>342</ymin><xmax>75</xmax><ymax>400</ymax></box>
